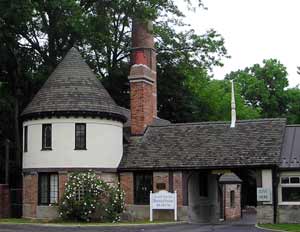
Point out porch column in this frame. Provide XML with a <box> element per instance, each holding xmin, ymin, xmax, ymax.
<box><xmin>256</xmin><ymin>169</ymin><xmax>274</xmax><ymax>224</ymax></box>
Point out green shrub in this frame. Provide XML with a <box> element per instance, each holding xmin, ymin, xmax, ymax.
<box><xmin>103</xmin><ymin>184</ymin><xmax>126</xmax><ymax>223</ymax></box>
<box><xmin>59</xmin><ymin>171</ymin><xmax>125</xmax><ymax>222</ymax></box>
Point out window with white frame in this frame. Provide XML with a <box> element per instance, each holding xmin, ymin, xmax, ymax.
<box><xmin>39</xmin><ymin>173</ymin><xmax>58</xmax><ymax>205</ymax></box>
<box><xmin>281</xmin><ymin>176</ymin><xmax>300</xmax><ymax>202</ymax></box>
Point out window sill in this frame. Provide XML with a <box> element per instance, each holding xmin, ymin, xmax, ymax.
<box><xmin>279</xmin><ymin>202</ymin><xmax>300</xmax><ymax>205</ymax></box>
<box><xmin>74</xmin><ymin>148</ymin><xmax>87</xmax><ymax>150</ymax></box>
<box><xmin>38</xmin><ymin>204</ymin><xmax>58</xmax><ymax>207</ymax></box>
<box><xmin>41</xmin><ymin>148</ymin><xmax>52</xmax><ymax>151</ymax></box>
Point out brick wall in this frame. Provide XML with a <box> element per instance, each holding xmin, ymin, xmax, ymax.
<box><xmin>224</xmin><ymin>184</ymin><xmax>241</xmax><ymax>220</ymax></box>
<box><xmin>58</xmin><ymin>172</ymin><xmax>68</xmax><ymax>201</ymax></box>
<box><xmin>153</xmin><ymin>172</ymin><xmax>169</xmax><ymax>192</ymax></box>
<box><xmin>129</xmin><ymin>80</ymin><xmax>154</xmax><ymax>135</ymax></box>
<box><xmin>0</xmin><ymin>184</ymin><xmax>10</xmax><ymax>218</ymax></box>
<box><xmin>173</xmin><ymin>172</ymin><xmax>183</xmax><ymax>206</ymax></box>
<box><xmin>23</xmin><ymin>172</ymin><xmax>38</xmax><ymax>218</ymax></box>
<box><xmin>120</xmin><ymin>172</ymin><xmax>134</xmax><ymax>204</ymax></box>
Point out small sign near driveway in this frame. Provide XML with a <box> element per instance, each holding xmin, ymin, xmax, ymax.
<box><xmin>150</xmin><ymin>190</ymin><xmax>177</xmax><ymax>221</ymax></box>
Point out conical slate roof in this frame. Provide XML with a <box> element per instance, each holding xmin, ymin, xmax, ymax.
<box><xmin>22</xmin><ymin>48</ymin><xmax>126</xmax><ymax>122</ymax></box>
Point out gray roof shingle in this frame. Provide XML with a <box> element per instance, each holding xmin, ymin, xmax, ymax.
<box><xmin>22</xmin><ymin>47</ymin><xmax>126</xmax><ymax>122</ymax></box>
<box><xmin>119</xmin><ymin>118</ymin><xmax>286</xmax><ymax>170</ymax></box>
<box><xmin>219</xmin><ymin>173</ymin><xmax>242</xmax><ymax>183</ymax></box>
<box><xmin>280</xmin><ymin>125</ymin><xmax>300</xmax><ymax>168</ymax></box>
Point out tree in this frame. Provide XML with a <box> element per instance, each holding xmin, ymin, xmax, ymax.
<box><xmin>186</xmin><ymin>78</ymin><xmax>261</xmax><ymax>122</ymax></box>
<box><xmin>286</xmin><ymin>87</ymin><xmax>300</xmax><ymax>124</ymax></box>
<box><xmin>225</xmin><ymin>59</ymin><xmax>289</xmax><ymax>118</ymax></box>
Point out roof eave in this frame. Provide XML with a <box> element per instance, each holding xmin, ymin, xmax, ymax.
<box><xmin>21</xmin><ymin>110</ymin><xmax>127</xmax><ymax>123</ymax></box>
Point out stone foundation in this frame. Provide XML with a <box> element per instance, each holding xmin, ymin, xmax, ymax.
<box><xmin>122</xmin><ymin>204</ymin><xmax>188</xmax><ymax>221</ymax></box>
<box><xmin>256</xmin><ymin>205</ymin><xmax>274</xmax><ymax>224</ymax></box>
<box><xmin>36</xmin><ymin>206</ymin><xmax>59</xmax><ymax>219</ymax></box>
<box><xmin>278</xmin><ymin>205</ymin><xmax>300</xmax><ymax>223</ymax></box>
<box><xmin>0</xmin><ymin>184</ymin><xmax>10</xmax><ymax>218</ymax></box>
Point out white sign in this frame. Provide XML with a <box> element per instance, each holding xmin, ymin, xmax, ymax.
<box><xmin>150</xmin><ymin>190</ymin><xmax>177</xmax><ymax>221</ymax></box>
<box><xmin>257</xmin><ymin>188</ymin><xmax>272</xmax><ymax>202</ymax></box>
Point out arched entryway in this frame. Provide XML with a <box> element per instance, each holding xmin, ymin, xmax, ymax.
<box><xmin>187</xmin><ymin>171</ymin><xmax>220</xmax><ymax>223</ymax></box>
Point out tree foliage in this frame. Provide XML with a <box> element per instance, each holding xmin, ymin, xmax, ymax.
<box><xmin>226</xmin><ymin>59</ymin><xmax>300</xmax><ymax>123</ymax></box>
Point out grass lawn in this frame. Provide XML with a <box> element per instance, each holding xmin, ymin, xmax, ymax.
<box><xmin>260</xmin><ymin>224</ymin><xmax>300</xmax><ymax>232</ymax></box>
<box><xmin>0</xmin><ymin>218</ymin><xmax>179</xmax><ymax>226</ymax></box>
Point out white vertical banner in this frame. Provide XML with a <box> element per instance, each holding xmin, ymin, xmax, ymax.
<box><xmin>150</xmin><ymin>191</ymin><xmax>153</xmax><ymax>222</ymax></box>
<box><xmin>150</xmin><ymin>190</ymin><xmax>177</xmax><ymax>222</ymax></box>
<box><xmin>174</xmin><ymin>191</ymin><xmax>177</xmax><ymax>221</ymax></box>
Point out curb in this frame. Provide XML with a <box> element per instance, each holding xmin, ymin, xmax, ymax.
<box><xmin>0</xmin><ymin>221</ymin><xmax>187</xmax><ymax>227</ymax></box>
<box><xmin>255</xmin><ymin>224</ymin><xmax>287</xmax><ymax>232</ymax></box>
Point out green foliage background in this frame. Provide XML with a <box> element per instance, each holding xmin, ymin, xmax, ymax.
<box><xmin>0</xmin><ymin>0</ymin><xmax>299</xmax><ymax>184</ymax></box>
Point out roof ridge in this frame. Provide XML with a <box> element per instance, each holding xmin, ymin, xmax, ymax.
<box><xmin>148</xmin><ymin>118</ymin><xmax>287</xmax><ymax>128</ymax></box>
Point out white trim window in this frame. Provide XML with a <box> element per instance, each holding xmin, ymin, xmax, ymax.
<box><xmin>280</xmin><ymin>176</ymin><xmax>300</xmax><ymax>203</ymax></box>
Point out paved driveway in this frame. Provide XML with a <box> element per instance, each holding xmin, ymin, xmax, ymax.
<box><xmin>0</xmin><ymin>223</ymin><xmax>273</xmax><ymax>232</ymax></box>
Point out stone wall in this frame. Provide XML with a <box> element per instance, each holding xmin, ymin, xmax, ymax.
<box><xmin>123</xmin><ymin>204</ymin><xmax>188</xmax><ymax>221</ymax></box>
<box><xmin>278</xmin><ymin>205</ymin><xmax>300</xmax><ymax>223</ymax></box>
<box><xmin>256</xmin><ymin>205</ymin><xmax>274</xmax><ymax>224</ymax></box>
<box><xmin>224</xmin><ymin>184</ymin><xmax>241</xmax><ymax>220</ymax></box>
<box><xmin>0</xmin><ymin>184</ymin><xmax>10</xmax><ymax>218</ymax></box>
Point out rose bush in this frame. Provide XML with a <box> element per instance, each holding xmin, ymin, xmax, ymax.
<box><xmin>59</xmin><ymin>171</ymin><xmax>125</xmax><ymax>222</ymax></box>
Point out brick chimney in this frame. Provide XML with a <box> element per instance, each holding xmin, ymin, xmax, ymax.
<box><xmin>129</xmin><ymin>20</ymin><xmax>157</xmax><ymax>135</ymax></box>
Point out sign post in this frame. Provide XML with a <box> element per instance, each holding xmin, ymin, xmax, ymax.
<box><xmin>150</xmin><ymin>190</ymin><xmax>177</xmax><ymax>222</ymax></box>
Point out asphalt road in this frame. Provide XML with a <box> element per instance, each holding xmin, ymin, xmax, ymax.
<box><xmin>0</xmin><ymin>223</ymin><xmax>273</xmax><ymax>232</ymax></box>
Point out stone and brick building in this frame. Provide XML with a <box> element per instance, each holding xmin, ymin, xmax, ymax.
<box><xmin>20</xmin><ymin>19</ymin><xmax>300</xmax><ymax>223</ymax></box>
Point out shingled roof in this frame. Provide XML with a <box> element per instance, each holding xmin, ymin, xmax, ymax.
<box><xmin>119</xmin><ymin>118</ymin><xmax>286</xmax><ymax>170</ymax></box>
<box><xmin>22</xmin><ymin>48</ymin><xmax>126</xmax><ymax>122</ymax></box>
<box><xmin>280</xmin><ymin>125</ymin><xmax>300</xmax><ymax>169</ymax></box>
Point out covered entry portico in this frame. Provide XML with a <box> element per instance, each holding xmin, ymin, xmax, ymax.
<box><xmin>187</xmin><ymin>170</ymin><xmax>242</xmax><ymax>223</ymax></box>
<box><xmin>186</xmin><ymin>167</ymin><xmax>273</xmax><ymax>224</ymax></box>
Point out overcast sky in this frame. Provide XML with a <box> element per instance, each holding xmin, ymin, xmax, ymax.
<box><xmin>176</xmin><ymin>0</ymin><xmax>300</xmax><ymax>87</ymax></box>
